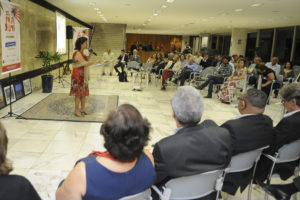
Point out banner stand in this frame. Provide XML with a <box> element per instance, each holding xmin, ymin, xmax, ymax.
<box><xmin>1</xmin><ymin>72</ymin><xmax>26</xmax><ymax>119</ymax></box>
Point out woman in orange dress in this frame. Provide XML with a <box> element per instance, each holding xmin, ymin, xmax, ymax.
<box><xmin>70</xmin><ymin>37</ymin><xmax>100</xmax><ymax>117</ymax></box>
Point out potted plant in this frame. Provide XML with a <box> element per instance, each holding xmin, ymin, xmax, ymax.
<box><xmin>36</xmin><ymin>51</ymin><xmax>61</xmax><ymax>93</ymax></box>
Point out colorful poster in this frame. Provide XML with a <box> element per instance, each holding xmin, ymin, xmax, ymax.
<box><xmin>73</xmin><ymin>27</ymin><xmax>89</xmax><ymax>52</ymax></box>
<box><xmin>0</xmin><ymin>1</ymin><xmax>21</xmax><ymax>74</ymax></box>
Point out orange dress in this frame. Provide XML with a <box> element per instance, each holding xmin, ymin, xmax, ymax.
<box><xmin>70</xmin><ymin>51</ymin><xmax>89</xmax><ymax>97</ymax></box>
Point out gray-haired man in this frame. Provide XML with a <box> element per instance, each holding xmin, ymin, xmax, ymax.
<box><xmin>152</xmin><ymin>86</ymin><xmax>232</xmax><ymax>195</ymax></box>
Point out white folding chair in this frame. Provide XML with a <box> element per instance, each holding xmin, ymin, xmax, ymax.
<box><xmin>152</xmin><ymin>169</ymin><xmax>226</xmax><ymax>200</ymax></box>
<box><xmin>263</xmin><ymin>139</ymin><xmax>300</xmax><ymax>200</ymax></box>
<box><xmin>225</xmin><ymin>146</ymin><xmax>269</xmax><ymax>200</ymax></box>
<box><xmin>119</xmin><ymin>188</ymin><xmax>152</xmax><ymax>200</ymax></box>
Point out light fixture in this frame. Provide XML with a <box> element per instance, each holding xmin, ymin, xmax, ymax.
<box><xmin>89</xmin><ymin>2</ymin><xmax>96</xmax><ymax>6</ymax></box>
<box><xmin>166</xmin><ymin>0</ymin><xmax>175</xmax><ymax>3</ymax></box>
<box><xmin>97</xmin><ymin>11</ymin><xmax>101</xmax><ymax>14</ymax></box>
<box><xmin>202</xmin><ymin>18</ymin><xmax>207</xmax><ymax>22</ymax></box>
<box><xmin>99</xmin><ymin>14</ymin><xmax>103</xmax><ymax>17</ymax></box>
<box><xmin>142</xmin><ymin>24</ymin><xmax>146</xmax><ymax>26</ymax></box>
<box><xmin>161</xmin><ymin>4</ymin><xmax>167</xmax><ymax>9</ymax></box>
<box><xmin>234</xmin><ymin>8</ymin><xmax>243</xmax><ymax>12</ymax></box>
<box><xmin>153</xmin><ymin>13</ymin><xmax>158</xmax><ymax>16</ymax></box>
<box><xmin>250</xmin><ymin>3</ymin><xmax>261</xmax><ymax>7</ymax></box>
<box><xmin>94</xmin><ymin>8</ymin><xmax>99</xmax><ymax>11</ymax></box>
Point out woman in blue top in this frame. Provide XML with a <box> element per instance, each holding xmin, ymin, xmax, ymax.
<box><xmin>56</xmin><ymin>104</ymin><xmax>156</xmax><ymax>200</ymax></box>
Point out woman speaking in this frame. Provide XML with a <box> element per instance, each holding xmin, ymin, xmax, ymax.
<box><xmin>70</xmin><ymin>37</ymin><xmax>100</xmax><ymax>117</ymax></box>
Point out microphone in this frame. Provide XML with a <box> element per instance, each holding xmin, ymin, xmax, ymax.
<box><xmin>89</xmin><ymin>48</ymin><xmax>97</xmax><ymax>56</ymax></box>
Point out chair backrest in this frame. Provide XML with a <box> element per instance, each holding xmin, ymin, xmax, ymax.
<box><xmin>141</xmin><ymin>63</ymin><xmax>152</xmax><ymax>71</ymax></box>
<box><xmin>119</xmin><ymin>189</ymin><xmax>151</xmax><ymax>200</ymax></box>
<box><xmin>164</xmin><ymin>170</ymin><xmax>224</xmax><ymax>199</ymax></box>
<box><xmin>201</xmin><ymin>66</ymin><xmax>217</xmax><ymax>77</ymax></box>
<box><xmin>228</xmin><ymin>146</ymin><xmax>269</xmax><ymax>173</ymax></box>
<box><xmin>293</xmin><ymin>66</ymin><xmax>300</xmax><ymax>80</ymax></box>
<box><xmin>127</xmin><ymin>61</ymin><xmax>140</xmax><ymax>69</ymax></box>
<box><xmin>277</xmin><ymin>139</ymin><xmax>300</xmax><ymax>163</ymax></box>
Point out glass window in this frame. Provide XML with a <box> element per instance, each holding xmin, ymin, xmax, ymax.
<box><xmin>245</xmin><ymin>32</ymin><xmax>257</xmax><ymax>61</ymax></box>
<box><xmin>222</xmin><ymin>36</ymin><xmax>231</xmax><ymax>56</ymax></box>
<box><xmin>293</xmin><ymin>26</ymin><xmax>300</xmax><ymax>65</ymax></box>
<box><xmin>258</xmin><ymin>29</ymin><xmax>274</xmax><ymax>62</ymax></box>
<box><xmin>217</xmin><ymin>36</ymin><xmax>224</xmax><ymax>55</ymax></box>
<box><xmin>273</xmin><ymin>27</ymin><xmax>294</xmax><ymax>63</ymax></box>
<box><xmin>211</xmin><ymin>35</ymin><xmax>217</xmax><ymax>49</ymax></box>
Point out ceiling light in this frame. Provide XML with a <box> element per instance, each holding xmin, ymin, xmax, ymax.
<box><xmin>99</xmin><ymin>14</ymin><xmax>103</xmax><ymax>17</ymax></box>
<box><xmin>209</xmin><ymin>16</ymin><xmax>216</xmax><ymax>19</ymax></box>
<box><xmin>219</xmin><ymin>13</ymin><xmax>227</xmax><ymax>16</ymax></box>
<box><xmin>153</xmin><ymin>13</ymin><xmax>158</xmax><ymax>16</ymax></box>
<box><xmin>161</xmin><ymin>5</ymin><xmax>168</xmax><ymax>9</ymax></box>
<box><xmin>166</xmin><ymin>0</ymin><xmax>175</xmax><ymax>3</ymax></box>
<box><xmin>202</xmin><ymin>19</ymin><xmax>207</xmax><ymax>22</ymax></box>
<box><xmin>250</xmin><ymin>3</ymin><xmax>261</xmax><ymax>7</ymax></box>
<box><xmin>89</xmin><ymin>2</ymin><xmax>96</xmax><ymax>6</ymax></box>
<box><xmin>234</xmin><ymin>8</ymin><xmax>243</xmax><ymax>12</ymax></box>
<box><xmin>142</xmin><ymin>24</ymin><xmax>146</xmax><ymax>26</ymax></box>
<box><xmin>97</xmin><ymin>11</ymin><xmax>101</xmax><ymax>14</ymax></box>
<box><xmin>94</xmin><ymin>8</ymin><xmax>99</xmax><ymax>11</ymax></box>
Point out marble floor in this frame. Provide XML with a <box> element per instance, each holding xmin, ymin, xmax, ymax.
<box><xmin>1</xmin><ymin>65</ymin><xmax>296</xmax><ymax>200</ymax></box>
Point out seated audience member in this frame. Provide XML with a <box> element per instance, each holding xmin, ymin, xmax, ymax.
<box><xmin>266</xmin><ymin>57</ymin><xmax>281</xmax><ymax>78</ymax></box>
<box><xmin>183</xmin><ymin>42</ymin><xmax>192</xmax><ymax>54</ymax></box>
<box><xmin>151</xmin><ymin>53</ymin><xmax>164</xmax><ymax>75</ymax></box>
<box><xmin>147</xmin><ymin>53</ymin><xmax>157</xmax><ymax>65</ymax></box>
<box><xmin>56</xmin><ymin>104</ymin><xmax>156</xmax><ymax>200</ymax></box>
<box><xmin>102</xmin><ymin>48</ymin><xmax>115</xmax><ymax>76</ymax></box>
<box><xmin>255</xmin><ymin>83</ymin><xmax>300</xmax><ymax>183</ymax></box>
<box><xmin>114</xmin><ymin>49</ymin><xmax>129</xmax><ymax>74</ymax></box>
<box><xmin>200</xmin><ymin>52</ymin><xmax>212</xmax><ymax>69</ymax></box>
<box><xmin>281</xmin><ymin>61</ymin><xmax>294</xmax><ymax>82</ymax></box>
<box><xmin>221</xmin><ymin>89</ymin><xmax>273</xmax><ymax>195</ymax></box>
<box><xmin>0</xmin><ymin>122</ymin><xmax>41</xmax><ymax>200</ymax></box>
<box><xmin>172</xmin><ymin>57</ymin><xmax>198</xmax><ymax>86</ymax></box>
<box><xmin>248</xmin><ymin>56</ymin><xmax>261</xmax><ymax>73</ymax></box>
<box><xmin>194</xmin><ymin>51</ymin><xmax>203</xmax><ymax>65</ymax></box>
<box><xmin>257</xmin><ymin>176</ymin><xmax>300</xmax><ymax>200</ymax></box>
<box><xmin>197</xmin><ymin>56</ymin><xmax>233</xmax><ymax>98</ymax></box>
<box><xmin>214</xmin><ymin>55</ymin><xmax>223</xmax><ymax>69</ymax></box>
<box><xmin>161</xmin><ymin>54</ymin><xmax>181</xmax><ymax>90</ymax></box>
<box><xmin>153</xmin><ymin>86</ymin><xmax>232</xmax><ymax>191</ymax></box>
<box><xmin>179</xmin><ymin>54</ymin><xmax>187</xmax><ymax>69</ymax></box>
<box><xmin>129</xmin><ymin>49</ymin><xmax>140</xmax><ymax>63</ymax></box>
<box><xmin>218</xmin><ymin>59</ymin><xmax>247</xmax><ymax>103</ymax></box>
<box><xmin>255</xmin><ymin>63</ymin><xmax>275</xmax><ymax>97</ymax></box>
<box><xmin>230</xmin><ymin>54</ymin><xmax>239</xmax><ymax>66</ymax></box>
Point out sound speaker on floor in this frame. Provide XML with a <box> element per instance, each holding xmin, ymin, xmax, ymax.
<box><xmin>66</xmin><ymin>25</ymin><xmax>73</xmax><ymax>39</ymax></box>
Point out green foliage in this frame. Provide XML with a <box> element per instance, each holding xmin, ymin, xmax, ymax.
<box><xmin>36</xmin><ymin>51</ymin><xmax>63</xmax><ymax>74</ymax></box>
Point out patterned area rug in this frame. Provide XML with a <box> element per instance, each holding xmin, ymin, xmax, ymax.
<box><xmin>18</xmin><ymin>93</ymin><xmax>119</xmax><ymax>123</ymax></box>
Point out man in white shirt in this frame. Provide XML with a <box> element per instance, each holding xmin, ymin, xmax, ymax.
<box><xmin>102</xmin><ymin>48</ymin><xmax>115</xmax><ymax>76</ymax></box>
<box><xmin>194</xmin><ymin>51</ymin><xmax>203</xmax><ymax>65</ymax></box>
<box><xmin>265</xmin><ymin>57</ymin><xmax>281</xmax><ymax>78</ymax></box>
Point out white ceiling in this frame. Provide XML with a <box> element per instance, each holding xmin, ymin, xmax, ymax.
<box><xmin>46</xmin><ymin>0</ymin><xmax>300</xmax><ymax>35</ymax></box>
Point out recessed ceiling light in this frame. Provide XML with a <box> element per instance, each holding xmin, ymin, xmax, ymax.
<box><xmin>89</xmin><ymin>2</ymin><xmax>96</xmax><ymax>6</ymax></box>
<box><xmin>250</xmin><ymin>3</ymin><xmax>261</xmax><ymax>7</ymax></box>
<box><xmin>94</xmin><ymin>8</ymin><xmax>99</xmax><ymax>11</ymax></box>
<box><xmin>153</xmin><ymin>13</ymin><xmax>158</xmax><ymax>16</ymax></box>
<box><xmin>161</xmin><ymin>5</ymin><xmax>168</xmax><ymax>9</ymax></box>
<box><xmin>166</xmin><ymin>0</ymin><xmax>175</xmax><ymax>3</ymax></box>
<box><xmin>97</xmin><ymin>11</ymin><xmax>101</xmax><ymax>14</ymax></box>
<box><xmin>99</xmin><ymin>14</ymin><xmax>103</xmax><ymax>17</ymax></box>
<box><xmin>234</xmin><ymin>8</ymin><xmax>243</xmax><ymax>12</ymax></box>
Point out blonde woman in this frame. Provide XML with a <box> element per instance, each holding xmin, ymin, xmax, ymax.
<box><xmin>218</xmin><ymin>59</ymin><xmax>247</xmax><ymax>103</ymax></box>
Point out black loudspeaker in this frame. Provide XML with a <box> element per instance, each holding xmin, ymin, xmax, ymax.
<box><xmin>66</xmin><ymin>25</ymin><xmax>73</xmax><ymax>39</ymax></box>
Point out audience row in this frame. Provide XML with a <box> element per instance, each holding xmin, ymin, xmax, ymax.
<box><xmin>1</xmin><ymin>83</ymin><xmax>299</xmax><ymax>200</ymax></box>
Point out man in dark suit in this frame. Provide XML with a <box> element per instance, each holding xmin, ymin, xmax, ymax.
<box><xmin>152</xmin><ymin>86</ymin><xmax>232</xmax><ymax>195</ymax></box>
<box><xmin>255</xmin><ymin>83</ymin><xmax>300</xmax><ymax>182</ymax></box>
<box><xmin>129</xmin><ymin>49</ymin><xmax>140</xmax><ymax>63</ymax></box>
<box><xmin>114</xmin><ymin>49</ymin><xmax>128</xmax><ymax>74</ymax></box>
<box><xmin>200</xmin><ymin>53</ymin><xmax>212</xmax><ymax>69</ymax></box>
<box><xmin>221</xmin><ymin>88</ymin><xmax>273</xmax><ymax>195</ymax></box>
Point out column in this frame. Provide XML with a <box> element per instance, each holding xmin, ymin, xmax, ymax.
<box><xmin>229</xmin><ymin>28</ymin><xmax>248</xmax><ymax>56</ymax></box>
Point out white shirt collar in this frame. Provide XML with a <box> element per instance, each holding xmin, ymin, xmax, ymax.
<box><xmin>235</xmin><ymin>113</ymin><xmax>258</xmax><ymax>119</ymax></box>
<box><xmin>283</xmin><ymin>109</ymin><xmax>300</xmax><ymax>118</ymax></box>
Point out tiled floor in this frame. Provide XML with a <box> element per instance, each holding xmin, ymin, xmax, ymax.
<box><xmin>1</xmin><ymin>65</ymin><xmax>296</xmax><ymax>200</ymax></box>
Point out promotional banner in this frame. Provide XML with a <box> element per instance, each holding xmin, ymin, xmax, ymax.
<box><xmin>73</xmin><ymin>27</ymin><xmax>89</xmax><ymax>52</ymax></box>
<box><xmin>56</xmin><ymin>12</ymin><xmax>66</xmax><ymax>54</ymax></box>
<box><xmin>0</xmin><ymin>0</ymin><xmax>21</xmax><ymax>74</ymax></box>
